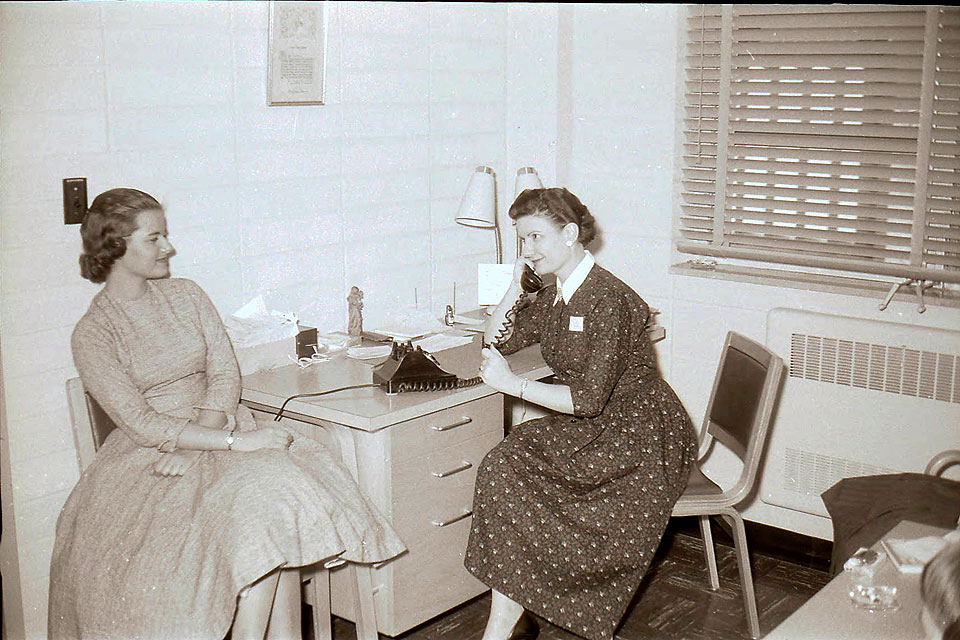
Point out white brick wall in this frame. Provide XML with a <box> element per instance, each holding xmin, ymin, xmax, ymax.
<box><xmin>0</xmin><ymin>2</ymin><xmax>557</xmax><ymax>636</ymax></box>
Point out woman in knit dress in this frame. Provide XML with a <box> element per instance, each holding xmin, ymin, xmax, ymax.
<box><xmin>465</xmin><ymin>188</ymin><xmax>697</xmax><ymax>640</ymax></box>
<box><xmin>49</xmin><ymin>188</ymin><xmax>405</xmax><ymax>640</ymax></box>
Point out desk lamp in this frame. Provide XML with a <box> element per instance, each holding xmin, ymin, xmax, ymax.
<box><xmin>514</xmin><ymin>166</ymin><xmax>543</xmax><ymax>199</ymax></box>
<box><xmin>513</xmin><ymin>167</ymin><xmax>543</xmax><ymax>258</ymax></box>
<box><xmin>455</xmin><ymin>165</ymin><xmax>501</xmax><ymax>263</ymax></box>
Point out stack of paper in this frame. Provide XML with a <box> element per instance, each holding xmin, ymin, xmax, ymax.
<box><xmin>368</xmin><ymin>306</ymin><xmax>447</xmax><ymax>342</ymax></box>
<box><xmin>413</xmin><ymin>334</ymin><xmax>475</xmax><ymax>353</ymax></box>
<box><xmin>881</xmin><ymin>535</ymin><xmax>947</xmax><ymax>573</ymax></box>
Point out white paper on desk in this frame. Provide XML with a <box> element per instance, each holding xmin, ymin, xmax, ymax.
<box><xmin>368</xmin><ymin>306</ymin><xmax>447</xmax><ymax>342</ymax></box>
<box><xmin>478</xmin><ymin>263</ymin><xmax>514</xmax><ymax>306</ymax></box>
<box><xmin>413</xmin><ymin>333</ymin><xmax>475</xmax><ymax>353</ymax></box>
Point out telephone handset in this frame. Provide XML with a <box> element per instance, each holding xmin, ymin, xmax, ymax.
<box><xmin>520</xmin><ymin>264</ymin><xmax>544</xmax><ymax>294</ymax></box>
<box><xmin>487</xmin><ymin>264</ymin><xmax>544</xmax><ymax>348</ymax></box>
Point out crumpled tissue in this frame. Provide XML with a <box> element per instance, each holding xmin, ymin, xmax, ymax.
<box><xmin>225</xmin><ymin>296</ymin><xmax>300</xmax><ymax>375</ymax></box>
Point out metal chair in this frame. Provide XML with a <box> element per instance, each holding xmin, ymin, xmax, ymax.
<box><xmin>64</xmin><ymin>377</ymin><xmax>374</xmax><ymax>640</ymax></box>
<box><xmin>925</xmin><ymin>449</ymin><xmax>960</xmax><ymax>477</ymax></box>
<box><xmin>670</xmin><ymin>332</ymin><xmax>785</xmax><ymax>640</ymax></box>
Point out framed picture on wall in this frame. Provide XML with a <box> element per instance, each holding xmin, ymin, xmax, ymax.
<box><xmin>267</xmin><ymin>1</ymin><xmax>328</xmax><ymax>106</ymax></box>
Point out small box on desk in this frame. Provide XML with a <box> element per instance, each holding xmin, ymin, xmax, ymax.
<box><xmin>296</xmin><ymin>326</ymin><xmax>318</xmax><ymax>359</ymax></box>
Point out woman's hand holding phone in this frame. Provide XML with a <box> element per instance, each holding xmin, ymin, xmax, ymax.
<box><xmin>512</xmin><ymin>258</ymin><xmax>532</xmax><ymax>287</ymax></box>
<box><xmin>479</xmin><ymin>344</ymin><xmax>517</xmax><ymax>394</ymax></box>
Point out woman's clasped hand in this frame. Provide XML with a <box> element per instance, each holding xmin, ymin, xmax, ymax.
<box><xmin>228</xmin><ymin>426</ymin><xmax>295</xmax><ymax>452</ymax></box>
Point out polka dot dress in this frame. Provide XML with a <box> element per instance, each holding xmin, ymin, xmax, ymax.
<box><xmin>464</xmin><ymin>265</ymin><xmax>696</xmax><ymax>640</ymax></box>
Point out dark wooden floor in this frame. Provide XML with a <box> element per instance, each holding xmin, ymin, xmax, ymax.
<box><xmin>313</xmin><ymin>520</ymin><xmax>832</xmax><ymax>640</ymax></box>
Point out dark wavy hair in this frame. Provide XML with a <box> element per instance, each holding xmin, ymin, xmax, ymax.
<box><xmin>508</xmin><ymin>187</ymin><xmax>597</xmax><ymax>246</ymax></box>
<box><xmin>79</xmin><ymin>188</ymin><xmax>163</xmax><ymax>283</ymax></box>
<box><xmin>922</xmin><ymin>539</ymin><xmax>960</xmax><ymax>640</ymax></box>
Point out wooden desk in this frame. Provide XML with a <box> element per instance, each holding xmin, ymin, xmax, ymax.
<box><xmin>766</xmin><ymin>520</ymin><xmax>948</xmax><ymax>640</ymax></box>
<box><xmin>240</xmin><ymin>338</ymin><xmax>550</xmax><ymax>637</ymax></box>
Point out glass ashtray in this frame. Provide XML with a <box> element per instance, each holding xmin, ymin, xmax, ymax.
<box><xmin>849</xmin><ymin>584</ymin><xmax>900</xmax><ymax>612</ymax></box>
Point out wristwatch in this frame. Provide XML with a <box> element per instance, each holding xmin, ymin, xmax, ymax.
<box><xmin>225</xmin><ymin>428</ymin><xmax>236</xmax><ymax>451</ymax></box>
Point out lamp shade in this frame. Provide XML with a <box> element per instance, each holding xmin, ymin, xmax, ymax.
<box><xmin>455</xmin><ymin>165</ymin><xmax>497</xmax><ymax>228</ymax></box>
<box><xmin>514</xmin><ymin>166</ymin><xmax>543</xmax><ymax>199</ymax></box>
<box><xmin>455</xmin><ymin>165</ymin><xmax>501</xmax><ymax>263</ymax></box>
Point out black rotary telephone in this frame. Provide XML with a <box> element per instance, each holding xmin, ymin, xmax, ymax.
<box><xmin>372</xmin><ymin>266</ymin><xmax>544</xmax><ymax>394</ymax></box>
<box><xmin>372</xmin><ymin>340</ymin><xmax>483</xmax><ymax>394</ymax></box>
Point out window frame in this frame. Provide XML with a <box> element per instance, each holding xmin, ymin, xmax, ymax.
<box><xmin>673</xmin><ymin>4</ymin><xmax>960</xmax><ymax>306</ymax></box>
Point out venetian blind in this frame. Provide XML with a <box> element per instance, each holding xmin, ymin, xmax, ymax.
<box><xmin>679</xmin><ymin>5</ymin><xmax>960</xmax><ymax>284</ymax></box>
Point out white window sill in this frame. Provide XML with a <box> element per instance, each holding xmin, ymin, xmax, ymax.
<box><xmin>670</xmin><ymin>260</ymin><xmax>960</xmax><ymax>311</ymax></box>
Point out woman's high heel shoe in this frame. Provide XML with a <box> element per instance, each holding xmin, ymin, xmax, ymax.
<box><xmin>507</xmin><ymin>610</ymin><xmax>540</xmax><ymax>640</ymax></box>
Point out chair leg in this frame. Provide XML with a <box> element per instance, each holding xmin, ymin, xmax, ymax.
<box><xmin>722</xmin><ymin>509</ymin><xmax>760</xmax><ymax>640</ymax></box>
<box><xmin>698</xmin><ymin>515</ymin><xmax>720</xmax><ymax>590</ymax></box>
<box><xmin>353</xmin><ymin>564</ymin><xmax>379</xmax><ymax>640</ymax></box>
<box><xmin>306</xmin><ymin>568</ymin><xmax>332</xmax><ymax>640</ymax></box>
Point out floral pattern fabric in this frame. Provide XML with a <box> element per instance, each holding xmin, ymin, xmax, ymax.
<box><xmin>464</xmin><ymin>265</ymin><xmax>696</xmax><ymax>640</ymax></box>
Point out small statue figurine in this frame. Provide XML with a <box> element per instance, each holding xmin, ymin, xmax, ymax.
<box><xmin>347</xmin><ymin>286</ymin><xmax>364</xmax><ymax>341</ymax></box>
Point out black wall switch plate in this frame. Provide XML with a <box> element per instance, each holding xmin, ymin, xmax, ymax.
<box><xmin>63</xmin><ymin>177</ymin><xmax>87</xmax><ymax>225</ymax></box>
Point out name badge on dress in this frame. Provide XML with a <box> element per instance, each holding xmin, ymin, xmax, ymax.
<box><xmin>569</xmin><ymin>316</ymin><xmax>584</xmax><ymax>332</ymax></box>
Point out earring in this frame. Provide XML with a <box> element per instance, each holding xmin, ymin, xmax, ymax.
<box><xmin>565</xmin><ymin>241</ymin><xmax>573</xmax><ymax>247</ymax></box>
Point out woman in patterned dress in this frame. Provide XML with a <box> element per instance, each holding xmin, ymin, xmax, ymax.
<box><xmin>465</xmin><ymin>188</ymin><xmax>697</xmax><ymax>640</ymax></box>
<box><xmin>49</xmin><ymin>188</ymin><xmax>405</xmax><ymax>640</ymax></box>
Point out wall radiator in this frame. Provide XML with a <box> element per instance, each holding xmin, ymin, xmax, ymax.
<box><xmin>749</xmin><ymin>308</ymin><xmax>960</xmax><ymax>540</ymax></box>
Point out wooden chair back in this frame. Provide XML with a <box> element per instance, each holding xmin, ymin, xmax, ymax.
<box><xmin>65</xmin><ymin>377</ymin><xmax>118</xmax><ymax>471</ymax></box>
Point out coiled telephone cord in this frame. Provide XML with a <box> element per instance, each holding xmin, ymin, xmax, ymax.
<box><xmin>273</xmin><ymin>376</ymin><xmax>486</xmax><ymax>421</ymax></box>
<box><xmin>485</xmin><ymin>293</ymin><xmax>529</xmax><ymax>349</ymax></box>
<box><xmin>390</xmin><ymin>376</ymin><xmax>483</xmax><ymax>394</ymax></box>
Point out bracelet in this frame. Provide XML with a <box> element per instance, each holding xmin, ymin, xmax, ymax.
<box><xmin>226</xmin><ymin>428</ymin><xmax>237</xmax><ymax>451</ymax></box>
<box><xmin>519</xmin><ymin>378</ymin><xmax>529</xmax><ymax>402</ymax></box>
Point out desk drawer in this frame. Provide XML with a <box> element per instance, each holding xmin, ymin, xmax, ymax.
<box><xmin>391</xmin><ymin>429</ymin><xmax>501</xmax><ymax>534</ymax></box>
<box><xmin>386</xmin><ymin>512</ymin><xmax>486</xmax><ymax>632</ymax></box>
<box><xmin>390</xmin><ymin>394</ymin><xmax>502</xmax><ymax>462</ymax></box>
<box><xmin>385</xmin><ymin>427</ymin><xmax>501</xmax><ymax>630</ymax></box>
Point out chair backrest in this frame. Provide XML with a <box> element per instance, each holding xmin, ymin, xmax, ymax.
<box><xmin>702</xmin><ymin>331</ymin><xmax>785</xmax><ymax>504</ymax></box>
<box><xmin>925</xmin><ymin>449</ymin><xmax>960</xmax><ymax>478</ymax></box>
<box><xmin>65</xmin><ymin>377</ymin><xmax>118</xmax><ymax>471</ymax></box>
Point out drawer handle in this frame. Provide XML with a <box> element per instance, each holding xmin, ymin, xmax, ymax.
<box><xmin>432</xmin><ymin>510</ymin><xmax>473</xmax><ymax>527</ymax></box>
<box><xmin>432</xmin><ymin>416</ymin><xmax>472</xmax><ymax>432</ymax></box>
<box><xmin>433</xmin><ymin>460</ymin><xmax>473</xmax><ymax>478</ymax></box>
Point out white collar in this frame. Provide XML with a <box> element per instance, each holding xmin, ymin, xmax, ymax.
<box><xmin>555</xmin><ymin>250</ymin><xmax>595</xmax><ymax>305</ymax></box>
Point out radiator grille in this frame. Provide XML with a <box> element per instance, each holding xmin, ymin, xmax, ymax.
<box><xmin>782</xmin><ymin>447</ymin><xmax>898</xmax><ymax>500</ymax></box>
<box><xmin>790</xmin><ymin>333</ymin><xmax>960</xmax><ymax>404</ymax></box>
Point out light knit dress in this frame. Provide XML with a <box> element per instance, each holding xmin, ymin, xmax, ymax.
<box><xmin>49</xmin><ymin>278</ymin><xmax>406</xmax><ymax>640</ymax></box>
